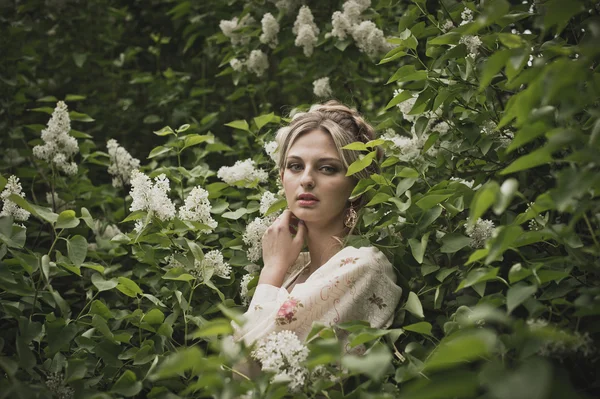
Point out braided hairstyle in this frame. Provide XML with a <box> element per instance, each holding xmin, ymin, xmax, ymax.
<box><xmin>275</xmin><ymin>100</ymin><xmax>381</xmax><ymax>209</ymax></box>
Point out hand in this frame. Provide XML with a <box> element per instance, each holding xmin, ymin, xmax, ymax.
<box><xmin>258</xmin><ymin>210</ymin><xmax>307</xmax><ymax>287</ymax></box>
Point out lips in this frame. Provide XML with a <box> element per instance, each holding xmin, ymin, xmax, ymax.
<box><xmin>298</xmin><ymin>193</ymin><xmax>318</xmax><ymax>201</ymax></box>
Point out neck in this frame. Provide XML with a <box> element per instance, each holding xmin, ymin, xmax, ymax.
<box><xmin>304</xmin><ymin>221</ymin><xmax>348</xmax><ymax>273</ymax></box>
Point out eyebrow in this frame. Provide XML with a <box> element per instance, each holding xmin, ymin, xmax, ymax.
<box><xmin>286</xmin><ymin>155</ymin><xmax>342</xmax><ymax>163</ymax></box>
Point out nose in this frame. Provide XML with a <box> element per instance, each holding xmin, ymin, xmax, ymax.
<box><xmin>300</xmin><ymin>168</ymin><xmax>315</xmax><ymax>189</ymax></box>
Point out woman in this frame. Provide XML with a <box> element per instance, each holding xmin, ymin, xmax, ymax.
<box><xmin>233</xmin><ymin>101</ymin><xmax>402</xmax><ymax>356</ymax></box>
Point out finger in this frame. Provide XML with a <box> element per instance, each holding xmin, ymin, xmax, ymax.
<box><xmin>279</xmin><ymin>209</ymin><xmax>293</xmax><ymax>226</ymax></box>
<box><xmin>293</xmin><ymin>219</ymin><xmax>307</xmax><ymax>245</ymax></box>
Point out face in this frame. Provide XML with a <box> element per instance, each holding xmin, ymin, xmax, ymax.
<box><xmin>282</xmin><ymin>129</ymin><xmax>355</xmax><ymax>229</ymax></box>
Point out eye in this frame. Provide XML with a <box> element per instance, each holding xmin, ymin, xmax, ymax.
<box><xmin>287</xmin><ymin>163</ymin><xmax>303</xmax><ymax>172</ymax></box>
<box><xmin>320</xmin><ymin>165</ymin><xmax>338</xmax><ymax>174</ymax></box>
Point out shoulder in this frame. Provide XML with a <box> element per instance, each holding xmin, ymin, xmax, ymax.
<box><xmin>339</xmin><ymin>246</ymin><xmax>393</xmax><ymax>271</ymax></box>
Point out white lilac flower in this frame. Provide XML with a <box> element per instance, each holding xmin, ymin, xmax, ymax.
<box><xmin>217</xmin><ymin>159</ymin><xmax>268</xmax><ymax>186</ymax></box>
<box><xmin>264</xmin><ymin>141</ymin><xmax>279</xmax><ymax>164</ymax></box>
<box><xmin>164</xmin><ymin>254</ymin><xmax>184</xmax><ymax>269</ymax></box>
<box><xmin>178</xmin><ymin>186</ymin><xmax>218</xmax><ymax>232</ymax></box>
<box><xmin>260</xmin><ymin>191</ymin><xmax>279</xmax><ymax>215</ymax></box>
<box><xmin>460</xmin><ymin>8</ymin><xmax>473</xmax><ymax>26</ymax></box>
<box><xmin>331</xmin><ymin>11</ymin><xmax>353</xmax><ymax>39</ymax></box>
<box><xmin>497</xmin><ymin>130</ymin><xmax>514</xmax><ymax>148</ymax></box>
<box><xmin>32</xmin><ymin>101</ymin><xmax>79</xmax><ymax>176</ymax></box>
<box><xmin>230</xmin><ymin>58</ymin><xmax>244</xmax><ymax>72</ymax></box>
<box><xmin>246</xmin><ymin>49</ymin><xmax>269</xmax><ymax>77</ymax></box>
<box><xmin>260</xmin><ymin>13</ymin><xmax>280</xmax><ymax>48</ymax></box>
<box><xmin>45</xmin><ymin>372</ymin><xmax>74</xmax><ymax>399</ymax></box>
<box><xmin>240</xmin><ymin>273</ymin><xmax>256</xmax><ymax>305</ymax></box>
<box><xmin>3</xmin><ymin>149</ymin><xmax>25</xmax><ymax>167</ymax></box>
<box><xmin>464</xmin><ymin>218</ymin><xmax>495</xmax><ymax>248</ymax></box>
<box><xmin>243</xmin><ymin>216</ymin><xmax>272</xmax><ymax>262</ymax></box>
<box><xmin>244</xmin><ymin>263</ymin><xmax>261</xmax><ymax>274</ymax></box>
<box><xmin>330</xmin><ymin>0</ymin><xmax>370</xmax><ymax>40</ymax></box>
<box><xmin>481</xmin><ymin>120</ymin><xmax>497</xmax><ymax>136</ymax></box>
<box><xmin>107</xmin><ymin>139</ymin><xmax>140</xmax><ymax>188</ymax></box>
<box><xmin>441</xmin><ymin>20</ymin><xmax>455</xmax><ymax>32</ymax></box>
<box><xmin>392</xmin><ymin>89</ymin><xmax>418</xmax><ymax>122</ymax></box>
<box><xmin>450</xmin><ymin>177</ymin><xmax>475</xmax><ymax>189</ymax></box>
<box><xmin>313</xmin><ymin>77</ymin><xmax>333</xmax><ymax>98</ymax></box>
<box><xmin>293</xmin><ymin>6</ymin><xmax>320</xmax><ymax>57</ymax></box>
<box><xmin>432</xmin><ymin>121</ymin><xmax>450</xmax><ymax>135</ymax></box>
<box><xmin>397</xmin><ymin>215</ymin><xmax>406</xmax><ymax>225</ymax></box>
<box><xmin>268</xmin><ymin>0</ymin><xmax>299</xmax><ymax>13</ymax></box>
<box><xmin>46</xmin><ymin>192</ymin><xmax>70</xmax><ymax>212</ymax></box>
<box><xmin>460</xmin><ymin>35</ymin><xmax>483</xmax><ymax>59</ymax></box>
<box><xmin>0</xmin><ymin>175</ymin><xmax>30</xmax><ymax>222</ymax></box>
<box><xmin>251</xmin><ymin>330</ymin><xmax>309</xmax><ymax>392</ymax></box>
<box><xmin>195</xmin><ymin>250</ymin><xmax>231</xmax><ymax>279</ymax></box>
<box><xmin>219</xmin><ymin>15</ymin><xmax>255</xmax><ymax>46</ymax></box>
<box><xmin>351</xmin><ymin>20</ymin><xmax>393</xmax><ymax>59</ymax></box>
<box><xmin>92</xmin><ymin>220</ymin><xmax>122</xmax><ymax>240</ymax></box>
<box><xmin>129</xmin><ymin>170</ymin><xmax>176</xmax><ymax>222</ymax></box>
<box><xmin>381</xmin><ymin>130</ymin><xmax>424</xmax><ymax>162</ymax></box>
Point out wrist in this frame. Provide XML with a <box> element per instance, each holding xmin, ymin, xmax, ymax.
<box><xmin>258</xmin><ymin>266</ymin><xmax>287</xmax><ymax>287</ymax></box>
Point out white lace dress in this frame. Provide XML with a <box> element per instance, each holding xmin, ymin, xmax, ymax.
<box><xmin>232</xmin><ymin>246</ymin><xmax>403</xmax><ymax>352</ymax></box>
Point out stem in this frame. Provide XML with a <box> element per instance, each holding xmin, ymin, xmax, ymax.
<box><xmin>76</xmin><ymin>291</ymin><xmax>99</xmax><ymax>321</ymax></box>
<box><xmin>221</xmin><ymin>364</ymin><xmax>250</xmax><ymax>381</ymax></box>
<box><xmin>583</xmin><ymin>213</ymin><xmax>599</xmax><ymax>249</ymax></box>
<box><xmin>184</xmin><ymin>283</ymin><xmax>196</xmax><ymax>346</ymax></box>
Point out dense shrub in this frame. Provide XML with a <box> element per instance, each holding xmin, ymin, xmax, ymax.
<box><xmin>1</xmin><ymin>0</ymin><xmax>599</xmax><ymax>398</ymax></box>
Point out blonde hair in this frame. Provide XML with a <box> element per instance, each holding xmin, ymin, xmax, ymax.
<box><xmin>275</xmin><ymin>101</ymin><xmax>379</xmax><ymax>208</ymax></box>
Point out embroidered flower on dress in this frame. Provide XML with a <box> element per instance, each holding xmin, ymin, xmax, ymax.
<box><xmin>368</xmin><ymin>293</ymin><xmax>387</xmax><ymax>310</ymax></box>
<box><xmin>340</xmin><ymin>257</ymin><xmax>359</xmax><ymax>267</ymax></box>
<box><xmin>276</xmin><ymin>297</ymin><xmax>304</xmax><ymax>325</ymax></box>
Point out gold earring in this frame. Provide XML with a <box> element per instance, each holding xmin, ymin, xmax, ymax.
<box><xmin>344</xmin><ymin>205</ymin><xmax>358</xmax><ymax>229</ymax></box>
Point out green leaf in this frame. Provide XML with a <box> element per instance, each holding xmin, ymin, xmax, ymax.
<box><xmin>192</xmin><ymin>319</ymin><xmax>233</xmax><ymax>338</ymax></box>
<box><xmin>387</xmin><ymin>65</ymin><xmax>428</xmax><ymax>84</ymax></box>
<box><xmin>224</xmin><ymin>119</ymin><xmax>249</xmax><ymax>132</ymax></box>
<box><xmin>111</xmin><ymin>370</ymin><xmax>142</xmax><ymax>397</ymax></box>
<box><xmin>55</xmin><ymin>210</ymin><xmax>80</xmax><ymax>229</ymax></box>
<box><xmin>149</xmin><ymin>347</ymin><xmax>204</xmax><ymax>381</ymax></box>
<box><xmin>7</xmin><ymin>194</ymin><xmax>58</xmax><ymax>223</ymax></box>
<box><xmin>543</xmin><ymin>0</ymin><xmax>585</xmax><ymax>35</ymax></box>
<box><xmin>500</xmin><ymin>147</ymin><xmax>553</xmax><ymax>175</ymax></box>
<box><xmin>404</xmin><ymin>292</ymin><xmax>424</xmax><ymax>319</ymax></box>
<box><xmin>506</xmin><ymin>283</ymin><xmax>537</xmax><ymax>314</ymax></box>
<box><xmin>148</xmin><ymin>145</ymin><xmax>173</xmax><ymax>159</ymax></box>
<box><xmin>67</xmin><ymin>235</ymin><xmax>87</xmax><ymax>266</ymax></box>
<box><xmin>254</xmin><ymin>112</ymin><xmax>276</xmax><ymax>130</ymax></box>
<box><xmin>121</xmin><ymin>210</ymin><xmax>147</xmax><ymax>223</ymax></box>
<box><xmin>468</xmin><ymin>181</ymin><xmax>499</xmax><ymax>226</ymax></box>
<box><xmin>440</xmin><ymin>234</ymin><xmax>472</xmax><ymax>253</ymax></box>
<box><xmin>424</xmin><ymin>329</ymin><xmax>496</xmax><ymax>372</ymax></box>
<box><xmin>221</xmin><ymin>208</ymin><xmax>249</xmax><ymax>220</ymax></box>
<box><xmin>91</xmin><ymin>274</ymin><xmax>118</xmax><ymax>292</ymax></box>
<box><xmin>80</xmin><ymin>207</ymin><xmax>94</xmax><ymax>229</ymax></box>
<box><xmin>142</xmin><ymin>309</ymin><xmax>165</xmax><ymax>325</ymax></box>
<box><xmin>485</xmin><ymin>225</ymin><xmax>523</xmax><ymax>264</ymax></box>
<box><xmin>385</xmin><ymin>89</ymin><xmax>414</xmax><ymax>110</ymax></box>
<box><xmin>456</xmin><ymin>268</ymin><xmax>499</xmax><ymax>291</ymax></box>
<box><xmin>183</xmin><ymin>134</ymin><xmax>213</xmax><ymax>150</ymax></box>
<box><xmin>162</xmin><ymin>267</ymin><xmax>196</xmax><ymax>282</ymax></box>
<box><xmin>403</xmin><ymin>322</ymin><xmax>433</xmax><ymax>337</ymax></box>
<box><xmin>479</xmin><ymin>49</ymin><xmax>511</xmax><ymax>91</ymax></box>
<box><xmin>493</xmin><ymin>178</ymin><xmax>518</xmax><ymax>215</ymax></box>
<box><xmin>153</xmin><ymin>126</ymin><xmax>175</xmax><ymax>136</ymax></box>
<box><xmin>69</xmin><ymin>111</ymin><xmax>94</xmax><ymax>122</ymax></box>
<box><xmin>346</xmin><ymin>151</ymin><xmax>376</xmax><ymax>176</ymax></box>
<box><xmin>366</xmin><ymin>193</ymin><xmax>391</xmax><ymax>207</ymax></box>
<box><xmin>408</xmin><ymin>233</ymin><xmax>429</xmax><ymax>264</ymax></box>
<box><xmin>341</xmin><ymin>343</ymin><xmax>392</xmax><ymax>381</ymax></box>
<box><xmin>508</xmin><ymin>263</ymin><xmax>532</xmax><ymax>284</ymax></box>
<box><xmin>65</xmin><ymin>359</ymin><xmax>87</xmax><ymax>383</ymax></box>
<box><xmin>117</xmin><ymin>277</ymin><xmax>143</xmax><ymax>297</ymax></box>
<box><xmin>416</xmin><ymin>194</ymin><xmax>452</xmax><ymax>210</ymax></box>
